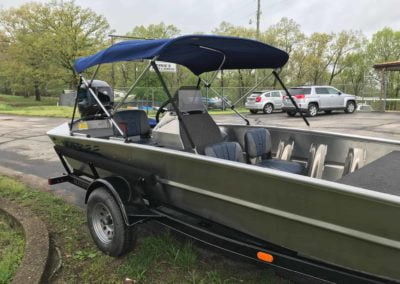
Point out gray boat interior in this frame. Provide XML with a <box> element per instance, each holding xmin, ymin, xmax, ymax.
<box><xmin>71</xmin><ymin>87</ymin><xmax>400</xmax><ymax>196</ymax></box>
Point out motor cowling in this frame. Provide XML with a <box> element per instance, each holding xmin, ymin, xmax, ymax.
<box><xmin>77</xmin><ymin>80</ymin><xmax>114</xmax><ymax>118</ymax></box>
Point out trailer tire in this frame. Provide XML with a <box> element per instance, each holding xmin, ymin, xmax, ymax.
<box><xmin>87</xmin><ymin>187</ymin><xmax>136</xmax><ymax>257</ymax></box>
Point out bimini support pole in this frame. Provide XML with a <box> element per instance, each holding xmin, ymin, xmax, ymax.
<box><xmin>196</xmin><ymin>45</ymin><xmax>253</xmax><ymax>124</ymax></box>
<box><xmin>151</xmin><ymin>60</ymin><xmax>197</xmax><ymax>153</ymax></box>
<box><xmin>198</xmin><ymin>77</ymin><xmax>250</xmax><ymax>125</ymax></box>
<box><xmin>80</xmin><ymin>75</ymin><xmax>126</xmax><ymax>137</ymax></box>
<box><xmin>272</xmin><ymin>70</ymin><xmax>310</xmax><ymax>127</ymax></box>
<box><xmin>89</xmin><ymin>64</ymin><xmax>101</xmax><ymax>87</ymax></box>
<box><xmin>69</xmin><ymin>76</ymin><xmax>82</xmax><ymax>132</ymax></box>
<box><xmin>231</xmin><ymin>71</ymin><xmax>275</xmax><ymax>106</ymax></box>
<box><xmin>113</xmin><ymin>61</ymin><xmax>153</xmax><ymax>112</ymax></box>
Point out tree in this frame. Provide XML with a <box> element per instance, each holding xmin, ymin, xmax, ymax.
<box><xmin>0</xmin><ymin>3</ymin><xmax>55</xmax><ymax>100</ymax></box>
<box><xmin>368</xmin><ymin>28</ymin><xmax>400</xmax><ymax>100</ymax></box>
<box><xmin>128</xmin><ymin>22</ymin><xmax>180</xmax><ymax>39</ymax></box>
<box><xmin>41</xmin><ymin>1</ymin><xmax>111</xmax><ymax>87</ymax></box>
<box><xmin>303</xmin><ymin>32</ymin><xmax>333</xmax><ymax>84</ymax></box>
<box><xmin>327</xmin><ymin>31</ymin><xmax>363</xmax><ymax>84</ymax></box>
<box><xmin>0</xmin><ymin>1</ymin><xmax>111</xmax><ymax>99</ymax></box>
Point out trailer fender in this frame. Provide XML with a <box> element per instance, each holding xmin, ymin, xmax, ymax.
<box><xmin>85</xmin><ymin>176</ymin><xmax>144</xmax><ymax>225</ymax></box>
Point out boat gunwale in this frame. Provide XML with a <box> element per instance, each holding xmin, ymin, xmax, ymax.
<box><xmin>47</xmin><ymin>122</ymin><xmax>400</xmax><ymax>207</ymax></box>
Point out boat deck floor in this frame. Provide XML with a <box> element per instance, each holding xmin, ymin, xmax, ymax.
<box><xmin>337</xmin><ymin>151</ymin><xmax>400</xmax><ymax>196</ymax></box>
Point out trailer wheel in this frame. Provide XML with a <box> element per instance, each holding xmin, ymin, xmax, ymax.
<box><xmin>87</xmin><ymin>187</ymin><xmax>136</xmax><ymax>257</ymax></box>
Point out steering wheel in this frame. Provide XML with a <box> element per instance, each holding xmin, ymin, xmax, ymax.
<box><xmin>156</xmin><ymin>99</ymin><xmax>172</xmax><ymax>123</ymax></box>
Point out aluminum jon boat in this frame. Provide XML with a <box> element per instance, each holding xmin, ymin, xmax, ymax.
<box><xmin>48</xmin><ymin>35</ymin><xmax>400</xmax><ymax>283</ymax></box>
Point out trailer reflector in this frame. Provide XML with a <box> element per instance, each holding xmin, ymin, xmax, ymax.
<box><xmin>257</xmin><ymin>251</ymin><xmax>274</xmax><ymax>263</ymax></box>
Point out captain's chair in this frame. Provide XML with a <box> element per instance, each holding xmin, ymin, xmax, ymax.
<box><xmin>244</xmin><ymin>128</ymin><xmax>305</xmax><ymax>174</ymax></box>
<box><xmin>177</xmin><ymin>87</ymin><xmax>224</xmax><ymax>154</ymax></box>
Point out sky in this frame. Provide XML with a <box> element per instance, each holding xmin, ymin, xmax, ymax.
<box><xmin>1</xmin><ymin>0</ymin><xmax>399</xmax><ymax>37</ymax></box>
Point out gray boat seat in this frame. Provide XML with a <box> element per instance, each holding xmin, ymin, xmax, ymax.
<box><xmin>113</xmin><ymin>109</ymin><xmax>152</xmax><ymax>143</ymax></box>
<box><xmin>205</xmin><ymin>142</ymin><xmax>245</xmax><ymax>162</ymax></box>
<box><xmin>177</xmin><ymin>87</ymin><xmax>224</xmax><ymax>153</ymax></box>
<box><xmin>244</xmin><ymin>128</ymin><xmax>305</xmax><ymax>175</ymax></box>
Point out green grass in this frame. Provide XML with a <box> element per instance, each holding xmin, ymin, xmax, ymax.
<box><xmin>0</xmin><ymin>94</ymin><xmax>73</xmax><ymax>118</ymax></box>
<box><xmin>0</xmin><ymin>94</ymin><xmax>247</xmax><ymax>118</ymax></box>
<box><xmin>208</xmin><ymin>107</ymin><xmax>247</xmax><ymax>115</ymax></box>
<box><xmin>0</xmin><ymin>175</ymin><xmax>286</xmax><ymax>283</ymax></box>
<box><xmin>0</xmin><ymin>212</ymin><xmax>25</xmax><ymax>284</ymax></box>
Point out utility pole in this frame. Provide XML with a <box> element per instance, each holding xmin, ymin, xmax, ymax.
<box><xmin>256</xmin><ymin>0</ymin><xmax>261</xmax><ymax>40</ymax></box>
<box><xmin>255</xmin><ymin>0</ymin><xmax>261</xmax><ymax>84</ymax></box>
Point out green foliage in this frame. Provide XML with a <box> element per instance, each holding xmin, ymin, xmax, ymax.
<box><xmin>0</xmin><ymin>94</ymin><xmax>74</xmax><ymax>117</ymax></box>
<box><xmin>0</xmin><ymin>1</ymin><xmax>111</xmax><ymax>100</ymax></box>
<box><xmin>0</xmin><ymin>175</ymin><xmax>284</xmax><ymax>283</ymax></box>
<box><xmin>128</xmin><ymin>22</ymin><xmax>180</xmax><ymax>39</ymax></box>
<box><xmin>1</xmin><ymin>2</ymin><xmax>400</xmax><ymax>106</ymax></box>
<box><xmin>0</xmin><ymin>213</ymin><xmax>25</xmax><ymax>284</ymax></box>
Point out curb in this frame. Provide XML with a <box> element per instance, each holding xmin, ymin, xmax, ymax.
<box><xmin>0</xmin><ymin>198</ymin><xmax>49</xmax><ymax>284</ymax></box>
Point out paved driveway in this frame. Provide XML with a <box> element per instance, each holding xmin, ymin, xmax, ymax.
<box><xmin>0</xmin><ymin>115</ymin><xmax>85</xmax><ymax>206</ymax></box>
<box><xmin>1</xmin><ymin>111</ymin><xmax>400</xmax><ymax>207</ymax></box>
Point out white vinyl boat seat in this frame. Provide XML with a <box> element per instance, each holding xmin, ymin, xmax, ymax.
<box><xmin>204</xmin><ymin>142</ymin><xmax>245</xmax><ymax>162</ymax></box>
<box><xmin>244</xmin><ymin>128</ymin><xmax>306</xmax><ymax>175</ymax></box>
<box><xmin>112</xmin><ymin>109</ymin><xmax>153</xmax><ymax>143</ymax></box>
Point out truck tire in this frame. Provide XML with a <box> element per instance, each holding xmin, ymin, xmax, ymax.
<box><xmin>263</xmin><ymin>103</ymin><xmax>274</xmax><ymax>114</ymax></box>
<box><xmin>345</xmin><ymin>101</ymin><xmax>356</xmax><ymax>114</ymax></box>
<box><xmin>249</xmin><ymin>109</ymin><xmax>258</xmax><ymax>114</ymax></box>
<box><xmin>306</xmin><ymin>103</ymin><xmax>318</xmax><ymax>117</ymax></box>
<box><xmin>87</xmin><ymin>187</ymin><xmax>136</xmax><ymax>257</ymax></box>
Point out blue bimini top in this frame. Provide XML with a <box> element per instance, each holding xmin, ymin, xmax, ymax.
<box><xmin>74</xmin><ymin>34</ymin><xmax>289</xmax><ymax>75</ymax></box>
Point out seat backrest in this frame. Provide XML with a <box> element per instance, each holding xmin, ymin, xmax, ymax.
<box><xmin>177</xmin><ymin>87</ymin><xmax>206</xmax><ymax>113</ymax></box>
<box><xmin>180</xmin><ymin>112</ymin><xmax>223</xmax><ymax>154</ymax></box>
<box><xmin>205</xmin><ymin>142</ymin><xmax>244</xmax><ymax>162</ymax></box>
<box><xmin>244</xmin><ymin>128</ymin><xmax>272</xmax><ymax>162</ymax></box>
<box><xmin>113</xmin><ymin>109</ymin><xmax>150</xmax><ymax>137</ymax></box>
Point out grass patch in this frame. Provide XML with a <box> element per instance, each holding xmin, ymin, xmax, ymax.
<box><xmin>0</xmin><ymin>212</ymin><xmax>25</xmax><ymax>284</ymax></box>
<box><xmin>0</xmin><ymin>175</ymin><xmax>287</xmax><ymax>283</ymax></box>
<box><xmin>0</xmin><ymin>94</ymin><xmax>247</xmax><ymax>118</ymax></box>
<box><xmin>0</xmin><ymin>94</ymin><xmax>73</xmax><ymax>118</ymax></box>
<box><xmin>208</xmin><ymin>108</ymin><xmax>247</xmax><ymax>115</ymax></box>
<box><xmin>0</xmin><ymin>94</ymin><xmax>58</xmax><ymax>107</ymax></box>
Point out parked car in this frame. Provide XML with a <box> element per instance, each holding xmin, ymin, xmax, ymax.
<box><xmin>282</xmin><ymin>86</ymin><xmax>357</xmax><ymax>117</ymax></box>
<box><xmin>202</xmin><ymin>96</ymin><xmax>231</xmax><ymax>110</ymax></box>
<box><xmin>245</xmin><ymin>90</ymin><xmax>284</xmax><ymax>114</ymax></box>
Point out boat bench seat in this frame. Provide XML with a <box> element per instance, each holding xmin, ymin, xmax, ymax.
<box><xmin>204</xmin><ymin>142</ymin><xmax>244</xmax><ymax>162</ymax></box>
<box><xmin>112</xmin><ymin>109</ymin><xmax>154</xmax><ymax>144</ymax></box>
<box><xmin>244</xmin><ymin>128</ymin><xmax>306</xmax><ymax>175</ymax></box>
<box><xmin>257</xmin><ymin>159</ymin><xmax>305</xmax><ymax>174</ymax></box>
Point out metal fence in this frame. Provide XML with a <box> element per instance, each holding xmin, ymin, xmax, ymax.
<box><xmin>114</xmin><ymin>85</ymin><xmax>400</xmax><ymax>111</ymax></box>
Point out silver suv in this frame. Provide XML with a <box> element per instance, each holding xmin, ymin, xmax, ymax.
<box><xmin>245</xmin><ymin>90</ymin><xmax>284</xmax><ymax>114</ymax></box>
<box><xmin>282</xmin><ymin>86</ymin><xmax>357</xmax><ymax>117</ymax></box>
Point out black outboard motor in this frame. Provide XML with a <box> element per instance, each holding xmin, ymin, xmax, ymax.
<box><xmin>77</xmin><ymin>80</ymin><xmax>114</xmax><ymax>118</ymax></box>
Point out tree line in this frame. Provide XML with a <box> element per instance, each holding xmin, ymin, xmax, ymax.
<box><xmin>0</xmin><ymin>1</ymin><xmax>399</xmax><ymax>103</ymax></box>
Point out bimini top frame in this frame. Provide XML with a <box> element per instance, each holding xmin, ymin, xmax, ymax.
<box><xmin>71</xmin><ymin>35</ymin><xmax>309</xmax><ymax>147</ymax></box>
